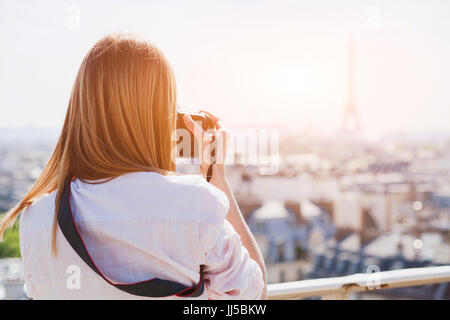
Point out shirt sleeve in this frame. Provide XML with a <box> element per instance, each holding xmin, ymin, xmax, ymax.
<box><xmin>196</xmin><ymin>182</ymin><xmax>265</xmax><ymax>300</ymax></box>
<box><xmin>19</xmin><ymin>211</ymin><xmax>38</xmax><ymax>299</ymax></box>
<box><xmin>203</xmin><ymin>220</ymin><xmax>265</xmax><ymax>300</ymax></box>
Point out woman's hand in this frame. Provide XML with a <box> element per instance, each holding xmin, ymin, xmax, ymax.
<box><xmin>184</xmin><ymin>110</ymin><xmax>267</xmax><ymax>299</ymax></box>
<box><xmin>183</xmin><ymin>110</ymin><xmax>229</xmax><ymax>179</ymax></box>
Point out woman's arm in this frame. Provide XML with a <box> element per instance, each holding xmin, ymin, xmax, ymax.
<box><xmin>183</xmin><ymin>111</ymin><xmax>267</xmax><ymax>299</ymax></box>
<box><xmin>209</xmin><ymin>164</ymin><xmax>268</xmax><ymax>299</ymax></box>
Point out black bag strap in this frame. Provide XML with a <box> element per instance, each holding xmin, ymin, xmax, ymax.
<box><xmin>57</xmin><ymin>179</ymin><xmax>205</xmax><ymax>298</ymax></box>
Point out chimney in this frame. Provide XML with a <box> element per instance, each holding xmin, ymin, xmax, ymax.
<box><xmin>237</xmin><ymin>199</ymin><xmax>263</xmax><ymax>221</ymax></box>
<box><xmin>284</xmin><ymin>201</ymin><xmax>305</xmax><ymax>223</ymax></box>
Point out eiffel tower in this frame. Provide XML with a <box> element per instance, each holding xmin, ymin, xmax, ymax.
<box><xmin>341</xmin><ymin>43</ymin><xmax>362</xmax><ymax>133</ymax></box>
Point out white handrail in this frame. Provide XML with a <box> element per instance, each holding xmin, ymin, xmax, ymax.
<box><xmin>267</xmin><ymin>266</ymin><xmax>450</xmax><ymax>299</ymax></box>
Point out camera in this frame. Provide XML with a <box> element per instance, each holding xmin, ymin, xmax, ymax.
<box><xmin>176</xmin><ymin>110</ymin><xmax>215</xmax><ymax>159</ymax></box>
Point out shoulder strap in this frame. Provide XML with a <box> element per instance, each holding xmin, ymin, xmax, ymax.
<box><xmin>57</xmin><ymin>179</ymin><xmax>205</xmax><ymax>298</ymax></box>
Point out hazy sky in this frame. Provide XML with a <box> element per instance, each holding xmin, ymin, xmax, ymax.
<box><xmin>1</xmin><ymin>0</ymin><xmax>450</xmax><ymax>138</ymax></box>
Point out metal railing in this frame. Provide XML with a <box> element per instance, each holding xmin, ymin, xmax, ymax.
<box><xmin>267</xmin><ymin>266</ymin><xmax>450</xmax><ymax>299</ymax></box>
<box><xmin>2</xmin><ymin>258</ymin><xmax>449</xmax><ymax>300</ymax></box>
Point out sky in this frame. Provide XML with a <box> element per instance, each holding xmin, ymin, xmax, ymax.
<box><xmin>1</xmin><ymin>0</ymin><xmax>450</xmax><ymax>138</ymax></box>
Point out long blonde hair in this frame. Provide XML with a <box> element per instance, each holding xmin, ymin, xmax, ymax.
<box><xmin>0</xmin><ymin>34</ymin><xmax>177</xmax><ymax>255</ymax></box>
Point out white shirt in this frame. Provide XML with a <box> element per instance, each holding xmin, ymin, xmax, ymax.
<box><xmin>19</xmin><ymin>171</ymin><xmax>264</xmax><ymax>299</ymax></box>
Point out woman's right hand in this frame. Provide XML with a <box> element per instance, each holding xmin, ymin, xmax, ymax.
<box><xmin>182</xmin><ymin>110</ymin><xmax>229</xmax><ymax>180</ymax></box>
<box><xmin>184</xmin><ymin>111</ymin><xmax>267</xmax><ymax>299</ymax></box>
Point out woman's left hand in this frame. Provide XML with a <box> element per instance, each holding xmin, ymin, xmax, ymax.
<box><xmin>183</xmin><ymin>110</ymin><xmax>229</xmax><ymax>179</ymax></box>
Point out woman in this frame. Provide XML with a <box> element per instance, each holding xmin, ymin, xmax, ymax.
<box><xmin>0</xmin><ymin>34</ymin><xmax>266</xmax><ymax>299</ymax></box>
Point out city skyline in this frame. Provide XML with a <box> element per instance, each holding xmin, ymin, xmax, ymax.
<box><xmin>1</xmin><ymin>0</ymin><xmax>450</xmax><ymax>140</ymax></box>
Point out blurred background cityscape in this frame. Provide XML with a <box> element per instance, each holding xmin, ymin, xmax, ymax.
<box><xmin>1</xmin><ymin>0</ymin><xmax>450</xmax><ymax>299</ymax></box>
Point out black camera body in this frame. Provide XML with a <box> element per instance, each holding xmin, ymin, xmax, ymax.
<box><xmin>176</xmin><ymin>110</ymin><xmax>215</xmax><ymax>158</ymax></box>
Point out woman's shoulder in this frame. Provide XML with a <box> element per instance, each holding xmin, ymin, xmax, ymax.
<box><xmin>117</xmin><ymin>172</ymin><xmax>224</xmax><ymax>200</ymax></box>
<box><xmin>21</xmin><ymin>171</ymin><xmax>230</xmax><ymax>227</ymax></box>
<box><xmin>159</xmin><ymin>172</ymin><xmax>230</xmax><ymax>225</ymax></box>
<box><xmin>81</xmin><ymin>171</ymin><xmax>230</xmax><ymax>223</ymax></box>
<box><xmin>20</xmin><ymin>190</ymin><xmax>57</xmax><ymax>231</ymax></box>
